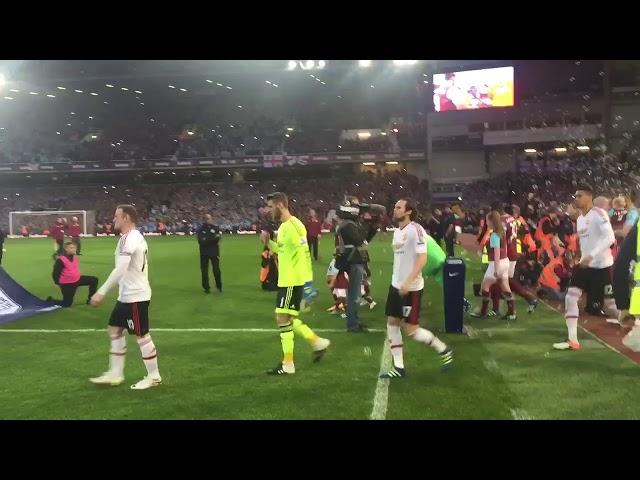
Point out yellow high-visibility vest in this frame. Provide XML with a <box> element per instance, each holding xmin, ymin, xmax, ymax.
<box><xmin>481</xmin><ymin>229</ymin><xmax>492</xmax><ymax>264</ymax></box>
<box><xmin>630</xmin><ymin>230</ymin><xmax>640</xmax><ymax>315</ymax></box>
<box><xmin>515</xmin><ymin>218</ymin><xmax>523</xmax><ymax>254</ymax></box>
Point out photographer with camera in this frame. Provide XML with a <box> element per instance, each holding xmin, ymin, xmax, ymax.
<box><xmin>334</xmin><ymin>196</ymin><xmax>386</xmax><ymax>333</ymax></box>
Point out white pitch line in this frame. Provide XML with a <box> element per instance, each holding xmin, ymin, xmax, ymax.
<box><xmin>482</xmin><ymin>357</ymin><xmax>500</xmax><ymax>373</ymax></box>
<box><xmin>0</xmin><ymin>327</ymin><xmax>385</xmax><ymax>334</ymax></box>
<box><xmin>370</xmin><ymin>339</ymin><xmax>392</xmax><ymax>420</ymax></box>
<box><xmin>478</xmin><ymin>327</ymin><xmax>528</xmax><ymax>333</ymax></box>
<box><xmin>510</xmin><ymin>408</ymin><xmax>534</xmax><ymax>420</ymax></box>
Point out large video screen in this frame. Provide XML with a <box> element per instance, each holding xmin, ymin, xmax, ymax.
<box><xmin>433</xmin><ymin>66</ymin><xmax>514</xmax><ymax>112</ymax></box>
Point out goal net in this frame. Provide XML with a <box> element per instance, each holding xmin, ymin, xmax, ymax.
<box><xmin>9</xmin><ymin>211</ymin><xmax>95</xmax><ymax>236</ymax></box>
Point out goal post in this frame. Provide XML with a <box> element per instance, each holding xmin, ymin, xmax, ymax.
<box><xmin>9</xmin><ymin>210</ymin><xmax>95</xmax><ymax>236</ymax></box>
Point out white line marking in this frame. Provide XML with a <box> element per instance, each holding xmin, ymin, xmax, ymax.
<box><xmin>479</xmin><ymin>327</ymin><xmax>528</xmax><ymax>333</ymax></box>
<box><xmin>482</xmin><ymin>358</ymin><xmax>500</xmax><ymax>372</ymax></box>
<box><xmin>478</xmin><ymin>348</ymin><xmax>532</xmax><ymax>420</ymax></box>
<box><xmin>370</xmin><ymin>339</ymin><xmax>392</xmax><ymax>420</ymax></box>
<box><xmin>0</xmin><ymin>327</ymin><xmax>385</xmax><ymax>334</ymax></box>
<box><xmin>510</xmin><ymin>408</ymin><xmax>534</xmax><ymax>420</ymax></box>
<box><xmin>464</xmin><ymin>325</ymin><xmax>479</xmax><ymax>337</ymax></box>
<box><xmin>480</xmin><ymin>352</ymin><xmax>533</xmax><ymax>419</ymax></box>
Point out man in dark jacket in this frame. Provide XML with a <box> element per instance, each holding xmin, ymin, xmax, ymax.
<box><xmin>197</xmin><ymin>214</ymin><xmax>222</xmax><ymax>293</ymax></box>
<box><xmin>443</xmin><ymin>202</ymin><xmax>465</xmax><ymax>257</ymax></box>
<box><xmin>335</xmin><ymin>196</ymin><xmax>386</xmax><ymax>333</ymax></box>
<box><xmin>424</xmin><ymin>208</ymin><xmax>443</xmax><ymax>247</ymax></box>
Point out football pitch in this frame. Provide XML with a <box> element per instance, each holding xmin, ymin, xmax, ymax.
<box><xmin>1</xmin><ymin>234</ymin><xmax>639</xmax><ymax>420</ymax></box>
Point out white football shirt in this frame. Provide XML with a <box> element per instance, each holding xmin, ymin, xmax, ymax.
<box><xmin>576</xmin><ymin>207</ymin><xmax>615</xmax><ymax>269</ymax></box>
<box><xmin>392</xmin><ymin>222</ymin><xmax>427</xmax><ymax>291</ymax></box>
<box><xmin>115</xmin><ymin>229</ymin><xmax>151</xmax><ymax>303</ymax></box>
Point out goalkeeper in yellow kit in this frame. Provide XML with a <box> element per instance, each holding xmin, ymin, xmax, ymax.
<box><xmin>260</xmin><ymin>192</ymin><xmax>331</xmax><ymax>375</ymax></box>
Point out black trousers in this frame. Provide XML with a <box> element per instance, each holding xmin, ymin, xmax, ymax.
<box><xmin>72</xmin><ymin>236</ymin><xmax>81</xmax><ymax>254</ymax></box>
<box><xmin>308</xmin><ymin>236</ymin><xmax>319</xmax><ymax>261</ymax></box>
<box><xmin>201</xmin><ymin>254</ymin><xmax>222</xmax><ymax>291</ymax></box>
<box><xmin>53</xmin><ymin>276</ymin><xmax>98</xmax><ymax>307</ymax></box>
<box><xmin>445</xmin><ymin>236</ymin><xmax>455</xmax><ymax>257</ymax></box>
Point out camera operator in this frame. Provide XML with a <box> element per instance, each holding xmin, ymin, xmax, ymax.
<box><xmin>334</xmin><ymin>196</ymin><xmax>386</xmax><ymax>333</ymax></box>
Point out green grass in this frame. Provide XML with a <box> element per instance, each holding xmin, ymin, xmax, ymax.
<box><xmin>1</xmin><ymin>234</ymin><xmax>639</xmax><ymax>419</ymax></box>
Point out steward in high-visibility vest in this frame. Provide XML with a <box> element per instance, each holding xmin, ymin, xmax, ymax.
<box><xmin>612</xmin><ymin>222</ymin><xmax>640</xmax><ymax>349</ymax></box>
<box><xmin>566</xmin><ymin>232</ymin><xmax>578</xmax><ymax>254</ymax></box>
<box><xmin>523</xmin><ymin>233</ymin><xmax>537</xmax><ymax>256</ymax></box>
<box><xmin>535</xmin><ymin>213</ymin><xmax>559</xmax><ymax>261</ymax></box>
<box><xmin>505</xmin><ymin>205</ymin><xmax>526</xmax><ymax>257</ymax></box>
<box><xmin>260</xmin><ymin>246</ymin><xmax>278</xmax><ymax>291</ymax></box>
<box><xmin>612</xmin><ymin>223</ymin><xmax>640</xmax><ymax>318</ymax></box>
<box><xmin>538</xmin><ymin>248</ymin><xmax>574</xmax><ymax>301</ymax></box>
<box><xmin>514</xmin><ymin>217</ymin><xmax>525</xmax><ymax>255</ymax></box>
<box><xmin>481</xmin><ymin>241</ymin><xmax>490</xmax><ymax>263</ymax></box>
<box><xmin>506</xmin><ymin>205</ymin><xmax>535</xmax><ymax>259</ymax></box>
<box><xmin>627</xmin><ymin>227</ymin><xmax>640</xmax><ymax>316</ymax></box>
<box><xmin>538</xmin><ymin>250</ymin><xmax>566</xmax><ymax>290</ymax></box>
<box><xmin>534</xmin><ymin>215</ymin><xmax>550</xmax><ymax>243</ymax></box>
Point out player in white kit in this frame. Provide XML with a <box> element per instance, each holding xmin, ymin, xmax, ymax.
<box><xmin>89</xmin><ymin>205</ymin><xmax>162</xmax><ymax>390</ymax></box>
<box><xmin>553</xmin><ymin>184</ymin><xmax>618</xmax><ymax>351</ymax></box>
<box><xmin>380</xmin><ymin>198</ymin><xmax>453</xmax><ymax>379</ymax></box>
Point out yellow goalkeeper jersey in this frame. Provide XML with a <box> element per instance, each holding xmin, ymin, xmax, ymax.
<box><xmin>269</xmin><ymin>216</ymin><xmax>312</xmax><ymax>287</ymax></box>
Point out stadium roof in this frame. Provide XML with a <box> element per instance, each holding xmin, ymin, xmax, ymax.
<box><xmin>0</xmin><ymin>60</ymin><xmax>617</xmax><ymax>158</ymax></box>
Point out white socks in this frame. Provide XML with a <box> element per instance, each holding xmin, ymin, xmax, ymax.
<box><xmin>387</xmin><ymin>324</ymin><xmax>404</xmax><ymax>369</ymax></box>
<box><xmin>138</xmin><ymin>335</ymin><xmax>160</xmax><ymax>379</ymax></box>
<box><xmin>109</xmin><ymin>334</ymin><xmax>126</xmax><ymax>377</ymax></box>
<box><xmin>565</xmin><ymin>287</ymin><xmax>582</xmax><ymax>342</ymax></box>
<box><xmin>604</xmin><ymin>297</ymin><xmax>619</xmax><ymax>318</ymax></box>
<box><xmin>410</xmin><ymin>327</ymin><xmax>447</xmax><ymax>354</ymax></box>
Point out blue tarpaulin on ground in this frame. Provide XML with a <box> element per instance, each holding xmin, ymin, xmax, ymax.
<box><xmin>0</xmin><ymin>267</ymin><xmax>61</xmax><ymax>325</ymax></box>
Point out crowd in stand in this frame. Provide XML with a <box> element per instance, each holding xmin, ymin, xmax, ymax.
<box><xmin>0</xmin><ymin>116</ymin><xmax>424</xmax><ymax>166</ymax></box>
<box><xmin>460</xmin><ymin>155</ymin><xmax>640</xmax><ymax>209</ymax></box>
<box><xmin>3</xmin><ymin>171</ymin><xmax>427</xmax><ymax>235</ymax></box>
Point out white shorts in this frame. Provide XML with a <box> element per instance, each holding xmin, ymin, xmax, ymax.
<box><xmin>509</xmin><ymin>261</ymin><xmax>516</xmax><ymax>279</ymax></box>
<box><xmin>333</xmin><ymin>288</ymin><xmax>347</xmax><ymax>298</ymax></box>
<box><xmin>484</xmin><ymin>259</ymin><xmax>510</xmax><ymax>280</ymax></box>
